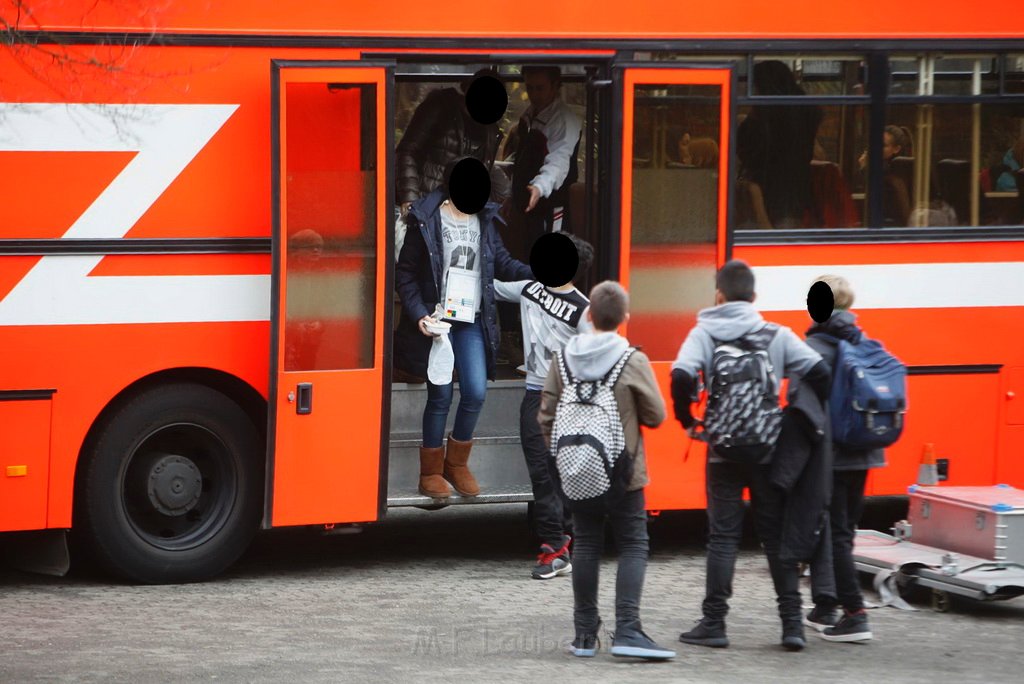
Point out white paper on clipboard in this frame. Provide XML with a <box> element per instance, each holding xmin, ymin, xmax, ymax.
<box><xmin>443</xmin><ymin>266</ymin><xmax>479</xmax><ymax>323</ymax></box>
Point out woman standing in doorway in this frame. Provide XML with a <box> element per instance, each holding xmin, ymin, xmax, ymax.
<box><xmin>395</xmin><ymin>158</ymin><xmax>534</xmax><ymax>499</ymax></box>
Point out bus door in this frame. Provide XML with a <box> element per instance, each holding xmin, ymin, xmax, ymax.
<box><xmin>615</xmin><ymin>65</ymin><xmax>732</xmax><ymax>510</ymax></box>
<box><xmin>268</xmin><ymin>62</ymin><xmax>393</xmax><ymax>526</ymax></box>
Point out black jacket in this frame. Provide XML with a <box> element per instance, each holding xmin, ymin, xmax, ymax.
<box><xmin>395</xmin><ymin>88</ymin><xmax>505</xmax><ymax>206</ymax></box>
<box><xmin>771</xmin><ymin>375</ymin><xmax>833</xmax><ymax>564</ymax></box>
<box><xmin>805</xmin><ymin>311</ymin><xmax>886</xmax><ymax>471</ymax></box>
<box><xmin>394</xmin><ymin>189</ymin><xmax>533</xmax><ymax>380</ymax></box>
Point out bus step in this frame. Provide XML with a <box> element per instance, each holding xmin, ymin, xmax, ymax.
<box><xmin>386</xmin><ymin>434</ymin><xmax>532</xmax><ymax>504</ymax></box>
<box><xmin>387</xmin><ymin>484</ymin><xmax>535</xmax><ymax>508</ymax></box>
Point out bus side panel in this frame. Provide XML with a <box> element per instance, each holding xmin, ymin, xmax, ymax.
<box><xmin>0</xmin><ymin>399</ymin><xmax>52</xmax><ymax>531</ymax></box>
<box><xmin>998</xmin><ymin>367</ymin><xmax>1024</xmax><ymax>486</ymax></box>
<box><xmin>1</xmin><ymin>45</ymin><xmax>366</xmax><ymax>531</ymax></box>
<box><xmin>0</xmin><ymin>321</ymin><xmax>269</xmax><ymax>529</ymax></box>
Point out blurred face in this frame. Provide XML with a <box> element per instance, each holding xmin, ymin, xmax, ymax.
<box><xmin>882</xmin><ymin>132</ymin><xmax>900</xmax><ymax>160</ymax></box>
<box><xmin>524</xmin><ymin>72</ymin><xmax>558</xmax><ymax>112</ymax></box>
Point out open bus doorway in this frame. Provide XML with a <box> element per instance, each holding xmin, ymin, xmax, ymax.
<box><xmin>383</xmin><ymin>58</ymin><xmax>731</xmax><ymax>511</ymax></box>
<box><xmin>385</xmin><ymin>57</ymin><xmax>614</xmax><ymax>508</ymax></box>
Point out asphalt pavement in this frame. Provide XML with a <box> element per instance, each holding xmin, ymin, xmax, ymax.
<box><xmin>1</xmin><ymin>502</ymin><xmax>1021</xmax><ymax>683</ymax></box>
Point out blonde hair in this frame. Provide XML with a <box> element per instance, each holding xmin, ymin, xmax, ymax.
<box><xmin>813</xmin><ymin>274</ymin><xmax>855</xmax><ymax>311</ymax></box>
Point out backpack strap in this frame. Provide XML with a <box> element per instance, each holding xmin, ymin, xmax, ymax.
<box><xmin>602</xmin><ymin>347</ymin><xmax>637</xmax><ymax>388</ymax></box>
<box><xmin>555</xmin><ymin>350</ymin><xmax>574</xmax><ymax>387</ymax></box>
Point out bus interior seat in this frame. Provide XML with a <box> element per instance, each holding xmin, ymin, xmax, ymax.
<box><xmin>809</xmin><ymin>160</ymin><xmax>858</xmax><ymax>228</ymax></box>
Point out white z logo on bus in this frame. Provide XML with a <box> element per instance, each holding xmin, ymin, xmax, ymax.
<box><xmin>0</xmin><ymin>104</ymin><xmax>270</xmax><ymax>325</ymax></box>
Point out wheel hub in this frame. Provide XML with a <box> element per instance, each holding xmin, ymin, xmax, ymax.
<box><xmin>146</xmin><ymin>454</ymin><xmax>203</xmax><ymax>516</ymax></box>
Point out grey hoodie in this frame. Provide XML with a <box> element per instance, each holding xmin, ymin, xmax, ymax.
<box><xmin>541</xmin><ymin>331</ymin><xmax>666</xmax><ymax>490</ymax></box>
<box><xmin>563</xmin><ymin>331</ymin><xmax>631</xmax><ymax>381</ymax></box>
<box><xmin>672</xmin><ymin>301</ymin><xmax>821</xmax><ymax>388</ymax></box>
<box><xmin>671</xmin><ymin>301</ymin><xmax>822</xmax><ymax>463</ymax></box>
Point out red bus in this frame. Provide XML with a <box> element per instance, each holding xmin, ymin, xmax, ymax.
<box><xmin>2</xmin><ymin>1</ymin><xmax>1023</xmax><ymax>583</ymax></box>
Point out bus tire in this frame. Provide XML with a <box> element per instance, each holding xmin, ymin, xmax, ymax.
<box><xmin>78</xmin><ymin>383</ymin><xmax>262</xmax><ymax>584</ymax></box>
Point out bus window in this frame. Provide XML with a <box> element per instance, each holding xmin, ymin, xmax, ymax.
<box><xmin>627</xmin><ymin>82</ymin><xmax>722</xmax><ymax>361</ymax></box>
<box><xmin>737</xmin><ymin>58</ymin><xmax>867</xmax><ymax>230</ymax></box>
<box><xmin>886</xmin><ymin>54</ymin><xmax>1023</xmax><ymax>227</ymax></box>
<box><xmin>283</xmin><ymin>82</ymin><xmax>377</xmax><ymax>371</ymax></box>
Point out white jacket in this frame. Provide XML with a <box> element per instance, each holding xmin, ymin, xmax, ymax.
<box><xmin>520</xmin><ymin>98</ymin><xmax>582</xmax><ymax>199</ymax></box>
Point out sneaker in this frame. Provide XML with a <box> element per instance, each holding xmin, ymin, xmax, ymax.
<box><xmin>569</xmin><ymin>632</ymin><xmax>599</xmax><ymax>657</ymax></box>
<box><xmin>804</xmin><ymin>605</ymin><xmax>839</xmax><ymax>632</ymax></box>
<box><xmin>821</xmin><ymin>610</ymin><xmax>872</xmax><ymax>643</ymax></box>
<box><xmin>678</xmin><ymin>618</ymin><xmax>729</xmax><ymax>648</ymax></box>
<box><xmin>611</xmin><ymin>629</ymin><xmax>676</xmax><ymax>660</ymax></box>
<box><xmin>532</xmin><ymin>537</ymin><xmax>572</xmax><ymax>580</ymax></box>
<box><xmin>781</xmin><ymin>621</ymin><xmax>806</xmax><ymax>651</ymax></box>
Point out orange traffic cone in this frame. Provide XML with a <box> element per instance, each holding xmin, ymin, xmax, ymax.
<box><xmin>917</xmin><ymin>443</ymin><xmax>939</xmax><ymax>486</ymax></box>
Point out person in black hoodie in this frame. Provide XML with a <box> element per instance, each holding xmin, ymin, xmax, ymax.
<box><xmin>802</xmin><ymin>275</ymin><xmax>882</xmax><ymax>643</ymax></box>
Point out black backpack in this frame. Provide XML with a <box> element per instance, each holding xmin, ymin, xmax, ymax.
<box><xmin>702</xmin><ymin>324</ymin><xmax>783</xmax><ymax>463</ymax></box>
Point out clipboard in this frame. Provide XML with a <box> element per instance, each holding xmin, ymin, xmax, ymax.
<box><xmin>443</xmin><ymin>266</ymin><xmax>479</xmax><ymax>323</ymax></box>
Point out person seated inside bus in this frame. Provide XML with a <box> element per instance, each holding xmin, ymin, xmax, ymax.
<box><xmin>677</xmin><ymin>134</ymin><xmax>719</xmax><ymax>169</ymax></box>
<box><xmin>395</xmin><ymin>157</ymin><xmax>534</xmax><ymax>501</ymax></box>
<box><xmin>993</xmin><ymin>138</ymin><xmax>1023</xmax><ymax>193</ymax></box>
<box><xmin>284</xmin><ymin>229</ymin><xmax>326</xmax><ymax>371</ymax></box>
<box><xmin>858</xmin><ymin>125</ymin><xmax>912</xmax><ymax>226</ymax></box>
<box><xmin>736</xmin><ymin>60</ymin><xmax>823</xmax><ymax>229</ymax></box>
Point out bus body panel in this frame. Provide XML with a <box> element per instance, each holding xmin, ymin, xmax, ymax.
<box><xmin>23</xmin><ymin>1</ymin><xmax>1024</xmax><ymax>40</ymax></box>
<box><xmin>1</xmin><ymin>10</ymin><xmax>1023</xmax><ymax>553</ymax></box>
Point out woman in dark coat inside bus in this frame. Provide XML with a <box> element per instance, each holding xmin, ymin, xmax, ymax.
<box><xmin>395</xmin><ymin>157</ymin><xmax>534</xmax><ymax>500</ymax></box>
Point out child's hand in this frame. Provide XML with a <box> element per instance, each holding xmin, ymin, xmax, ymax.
<box><xmin>686</xmin><ymin>421</ymin><xmax>707</xmax><ymax>442</ymax></box>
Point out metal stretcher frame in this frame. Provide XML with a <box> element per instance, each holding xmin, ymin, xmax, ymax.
<box><xmin>853</xmin><ymin>529</ymin><xmax>1024</xmax><ymax>604</ymax></box>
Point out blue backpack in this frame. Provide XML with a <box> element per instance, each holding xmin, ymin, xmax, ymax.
<box><xmin>816</xmin><ymin>334</ymin><xmax>907</xmax><ymax>449</ymax></box>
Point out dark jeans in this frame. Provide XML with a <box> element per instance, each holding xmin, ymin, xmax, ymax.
<box><xmin>702</xmin><ymin>461</ymin><xmax>802</xmax><ymax>623</ymax></box>
<box><xmin>520</xmin><ymin>390</ymin><xmax>570</xmax><ymax>549</ymax></box>
<box><xmin>570</xmin><ymin>489</ymin><xmax>648</xmax><ymax>635</ymax></box>
<box><xmin>422</xmin><ymin>318</ymin><xmax>487</xmax><ymax>448</ymax></box>
<box><xmin>810</xmin><ymin>469</ymin><xmax>868</xmax><ymax>613</ymax></box>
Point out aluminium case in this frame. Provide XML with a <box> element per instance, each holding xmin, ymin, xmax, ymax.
<box><xmin>906</xmin><ymin>485</ymin><xmax>1024</xmax><ymax>564</ymax></box>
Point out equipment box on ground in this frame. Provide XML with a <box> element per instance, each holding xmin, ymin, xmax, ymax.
<box><xmin>906</xmin><ymin>485</ymin><xmax>1024</xmax><ymax>564</ymax></box>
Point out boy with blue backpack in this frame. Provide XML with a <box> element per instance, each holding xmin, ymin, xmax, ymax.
<box><xmin>539</xmin><ymin>280</ymin><xmax>675</xmax><ymax>660</ymax></box>
<box><xmin>803</xmin><ymin>275</ymin><xmax>906</xmax><ymax>643</ymax></box>
<box><xmin>670</xmin><ymin>260</ymin><xmax>830</xmax><ymax>651</ymax></box>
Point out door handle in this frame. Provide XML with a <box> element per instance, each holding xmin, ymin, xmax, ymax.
<box><xmin>296</xmin><ymin>383</ymin><xmax>313</xmax><ymax>415</ymax></box>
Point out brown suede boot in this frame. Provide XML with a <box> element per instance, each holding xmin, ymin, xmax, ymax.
<box><xmin>418</xmin><ymin>446</ymin><xmax>451</xmax><ymax>499</ymax></box>
<box><xmin>443</xmin><ymin>434</ymin><xmax>480</xmax><ymax>497</ymax></box>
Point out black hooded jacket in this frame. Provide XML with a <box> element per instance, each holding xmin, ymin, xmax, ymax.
<box><xmin>805</xmin><ymin>310</ymin><xmax>886</xmax><ymax>471</ymax></box>
<box><xmin>771</xmin><ymin>374</ymin><xmax>833</xmax><ymax>564</ymax></box>
<box><xmin>395</xmin><ymin>88</ymin><xmax>506</xmax><ymax>206</ymax></box>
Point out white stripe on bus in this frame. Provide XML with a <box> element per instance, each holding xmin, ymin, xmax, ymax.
<box><xmin>0</xmin><ymin>103</ymin><xmax>245</xmax><ymax>326</ymax></box>
<box><xmin>630</xmin><ymin>262</ymin><xmax>1024</xmax><ymax>313</ymax></box>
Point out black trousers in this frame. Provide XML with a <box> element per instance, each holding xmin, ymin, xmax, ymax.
<box><xmin>570</xmin><ymin>488</ymin><xmax>648</xmax><ymax>635</ymax></box>
<box><xmin>810</xmin><ymin>469</ymin><xmax>868</xmax><ymax>613</ymax></box>
<box><xmin>520</xmin><ymin>390</ymin><xmax>570</xmax><ymax>549</ymax></box>
<box><xmin>702</xmin><ymin>461</ymin><xmax>802</xmax><ymax>623</ymax></box>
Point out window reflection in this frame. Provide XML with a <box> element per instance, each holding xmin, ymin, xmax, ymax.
<box><xmin>629</xmin><ymin>83</ymin><xmax>721</xmax><ymax>361</ymax></box>
<box><xmin>284</xmin><ymin>82</ymin><xmax>377</xmax><ymax>371</ymax></box>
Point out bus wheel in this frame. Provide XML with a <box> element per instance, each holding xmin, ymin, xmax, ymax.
<box><xmin>78</xmin><ymin>384</ymin><xmax>262</xmax><ymax>583</ymax></box>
